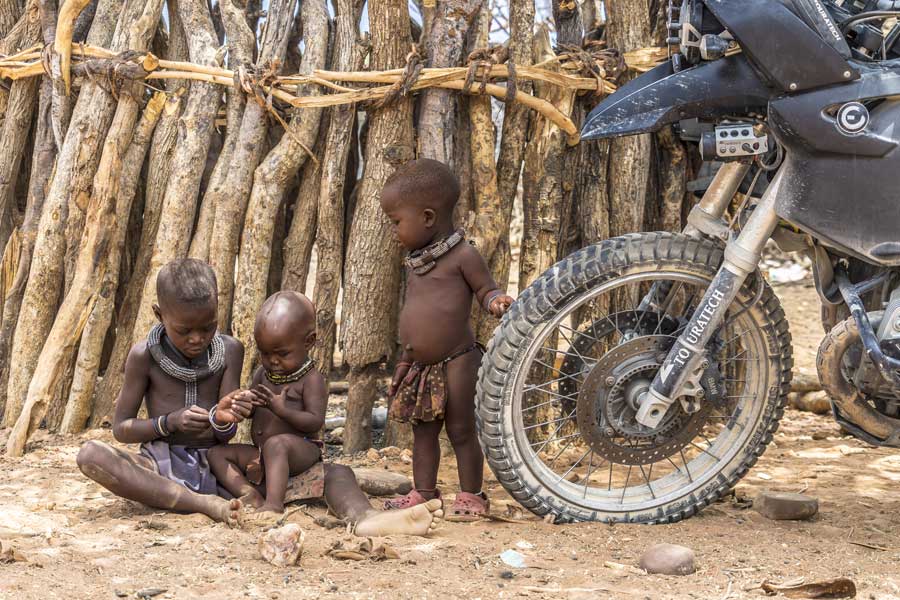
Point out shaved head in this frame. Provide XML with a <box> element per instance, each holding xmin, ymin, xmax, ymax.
<box><xmin>382</xmin><ymin>158</ymin><xmax>460</xmax><ymax>218</ymax></box>
<box><xmin>255</xmin><ymin>291</ymin><xmax>316</xmax><ymax>337</ymax></box>
<box><xmin>156</xmin><ymin>258</ymin><xmax>218</xmax><ymax>311</ymax></box>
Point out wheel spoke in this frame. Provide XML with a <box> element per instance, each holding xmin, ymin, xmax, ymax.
<box><xmin>582</xmin><ymin>451</ymin><xmax>597</xmax><ymax>499</ymax></box>
<box><xmin>638</xmin><ymin>464</ymin><xmax>656</xmax><ymax>499</ymax></box>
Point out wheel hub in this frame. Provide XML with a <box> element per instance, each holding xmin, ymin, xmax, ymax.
<box><xmin>576</xmin><ymin>335</ymin><xmax>721</xmax><ymax>465</ymax></box>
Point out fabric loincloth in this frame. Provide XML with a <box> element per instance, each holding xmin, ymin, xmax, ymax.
<box><xmin>140</xmin><ymin>440</ymin><xmax>229</xmax><ymax>498</ymax></box>
<box><xmin>388</xmin><ymin>343</ymin><xmax>483</xmax><ymax>424</ymax></box>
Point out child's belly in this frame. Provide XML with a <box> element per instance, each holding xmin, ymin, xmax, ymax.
<box><xmin>250</xmin><ymin>409</ymin><xmax>313</xmax><ymax>448</ymax></box>
<box><xmin>399</xmin><ymin>286</ymin><xmax>476</xmax><ymax>365</ymax></box>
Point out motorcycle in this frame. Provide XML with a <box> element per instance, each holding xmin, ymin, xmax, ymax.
<box><xmin>476</xmin><ymin>0</ymin><xmax>900</xmax><ymax>523</ymax></box>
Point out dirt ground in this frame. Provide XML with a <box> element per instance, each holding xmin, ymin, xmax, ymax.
<box><xmin>2</xmin><ymin>280</ymin><xmax>900</xmax><ymax>600</ymax></box>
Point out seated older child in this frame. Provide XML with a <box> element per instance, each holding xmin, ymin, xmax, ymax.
<box><xmin>209</xmin><ymin>291</ymin><xmax>443</xmax><ymax>536</ymax></box>
<box><xmin>76</xmin><ymin>259</ymin><xmax>249</xmax><ymax>525</ymax></box>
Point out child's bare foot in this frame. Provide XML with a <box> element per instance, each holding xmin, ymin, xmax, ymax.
<box><xmin>240</xmin><ymin>489</ymin><xmax>266</xmax><ymax>510</ymax></box>
<box><xmin>205</xmin><ymin>497</ymin><xmax>242</xmax><ymax>528</ymax></box>
<box><xmin>242</xmin><ymin>504</ymin><xmax>284</xmax><ymax>529</ymax></box>
<box><xmin>353</xmin><ymin>499</ymin><xmax>443</xmax><ymax>537</ymax></box>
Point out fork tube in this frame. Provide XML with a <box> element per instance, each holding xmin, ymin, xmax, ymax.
<box><xmin>638</xmin><ymin>161</ymin><xmax>751</xmax><ymax>314</ymax></box>
<box><xmin>635</xmin><ymin>170</ymin><xmax>783</xmax><ymax>428</ymax></box>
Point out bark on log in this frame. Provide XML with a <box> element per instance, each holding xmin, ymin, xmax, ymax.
<box><xmin>6</xmin><ymin>0</ymin><xmax>166</xmax><ymax>455</ymax></box>
<box><xmin>342</xmin><ymin>0</ymin><xmax>414</xmax><ymax>454</ymax></box>
<box><xmin>123</xmin><ymin>0</ymin><xmax>223</xmax><ymax>408</ymax></box>
<box><xmin>0</xmin><ymin>72</ymin><xmax>55</xmax><ymax>420</ymax></box>
<box><xmin>309</xmin><ymin>0</ymin><xmax>364</xmax><ymax>375</ymax></box>
<box><xmin>415</xmin><ymin>0</ymin><xmax>481</xmax><ymax>165</ymax></box>
<box><xmin>231</xmin><ymin>0</ymin><xmax>328</xmax><ymax>384</ymax></box>
<box><xmin>518</xmin><ymin>26</ymin><xmax>575</xmax><ymax>291</ymax></box>
<box><xmin>605</xmin><ymin>0</ymin><xmax>652</xmax><ymax>237</ymax></box>
<box><xmin>280</xmin><ymin>145</ymin><xmax>322</xmax><ymax>295</ymax></box>
<box><xmin>0</xmin><ymin>0</ymin><xmax>38</xmax><ymax>247</ymax></box>
<box><xmin>58</xmin><ymin>92</ymin><xmax>165</xmax><ymax>434</ymax></box>
<box><xmin>3</xmin><ymin>0</ymin><xmax>155</xmax><ymax>429</ymax></box>
<box><xmin>489</xmin><ymin>0</ymin><xmax>532</xmax><ymax>293</ymax></box>
<box><xmin>0</xmin><ymin>0</ymin><xmax>24</xmax><ymax>130</ymax></box>
<box><xmin>88</xmin><ymin>3</ymin><xmax>188</xmax><ymax>428</ymax></box>
<box><xmin>189</xmin><ymin>0</ymin><xmax>255</xmax><ymax>262</ymax></box>
<box><xmin>208</xmin><ymin>0</ymin><xmax>300</xmax><ymax>331</ymax></box>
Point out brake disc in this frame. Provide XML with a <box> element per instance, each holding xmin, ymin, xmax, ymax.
<box><xmin>576</xmin><ymin>335</ymin><xmax>722</xmax><ymax>466</ymax></box>
<box><xmin>558</xmin><ymin>311</ymin><xmax>680</xmax><ymax>413</ymax></box>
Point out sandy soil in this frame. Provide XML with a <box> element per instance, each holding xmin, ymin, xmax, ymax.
<box><xmin>2</xmin><ymin>281</ymin><xmax>900</xmax><ymax>600</ymax></box>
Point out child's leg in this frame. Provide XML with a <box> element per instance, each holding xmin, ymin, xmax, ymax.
<box><xmin>412</xmin><ymin>420</ymin><xmax>443</xmax><ymax>499</ymax></box>
<box><xmin>324</xmin><ymin>464</ymin><xmax>443</xmax><ymax>537</ymax></box>
<box><xmin>76</xmin><ymin>441</ymin><xmax>241</xmax><ymax>526</ymax></box>
<box><xmin>258</xmin><ymin>434</ymin><xmax>321</xmax><ymax>513</ymax></box>
<box><xmin>444</xmin><ymin>349</ymin><xmax>484</xmax><ymax>494</ymax></box>
<box><xmin>207</xmin><ymin>443</ymin><xmax>264</xmax><ymax>508</ymax></box>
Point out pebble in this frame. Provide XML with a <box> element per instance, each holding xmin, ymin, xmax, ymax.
<box><xmin>638</xmin><ymin>543</ymin><xmax>696</xmax><ymax>576</ymax></box>
<box><xmin>400</xmin><ymin>448</ymin><xmax>413</xmax><ymax>464</ymax></box>
<box><xmin>258</xmin><ymin>524</ymin><xmax>305</xmax><ymax>567</ymax></box>
<box><xmin>380</xmin><ymin>446</ymin><xmax>402</xmax><ymax>458</ymax></box>
<box><xmin>365</xmin><ymin>448</ymin><xmax>381</xmax><ymax>462</ymax></box>
<box><xmin>790</xmin><ymin>390</ymin><xmax>832</xmax><ymax>415</ymax></box>
<box><xmin>754</xmin><ymin>491</ymin><xmax>819</xmax><ymax>520</ymax></box>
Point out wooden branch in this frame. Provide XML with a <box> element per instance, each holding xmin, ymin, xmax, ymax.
<box><xmin>55</xmin><ymin>0</ymin><xmax>93</xmax><ymax>94</ymax></box>
<box><xmin>0</xmin><ymin>40</ymin><xmax>667</xmax><ymax>143</ymax></box>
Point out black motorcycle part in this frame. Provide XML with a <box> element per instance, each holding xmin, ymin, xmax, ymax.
<box><xmin>581</xmin><ymin>55</ymin><xmax>775</xmax><ymax>140</ymax></box>
<box><xmin>835</xmin><ymin>270</ymin><xmax>900</xmax><ymax>387</ymax></box>
<box><xmin>768</xmin><ymin>67</ymin><xmax>900</xmax><ymax>264</ymax></box>
<box><xmin>785</xmin><ymin>0</ymin><xmax>852</xmax><ymax>58</ymax></box>
<box><xmin>705</xmin><ymin>0</ymin><xmax>858</xmax><ymax>92</ymax></box>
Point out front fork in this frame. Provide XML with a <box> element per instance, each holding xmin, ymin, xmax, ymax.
<box><xmin>635</xmin><ymin>162</ymin><xmax>782</xmax><ymax>428</ymax></box>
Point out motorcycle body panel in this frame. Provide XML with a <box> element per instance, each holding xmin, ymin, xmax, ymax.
<box><xmin>769</xmin><ymin>63</ymin><xmax>900</xmax><ymax>265</ymax></box>
<box><xmin>581</xmin><ymin>56</ymin><xmax>776</xmax><ymax>140</ymax></box>
<box><xmin>705</xmin><ymin>0</ymin><xmax>859</xmax><ymax>92</ymax></box>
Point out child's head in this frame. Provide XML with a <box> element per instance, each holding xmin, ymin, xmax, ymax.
<box><xmin>153</xmin><ymin>259</ymin><xmax>219</xmax><ymax>360</ymax></box>
<box><xmin>254</xmin><ymin>291</ymin><xmax>317</xmax><ymax>376</ymax></box>
<box><xmin>380</xmin><ymin>159</ymin><xmax>460</xmax><ymax>251</ymax></box>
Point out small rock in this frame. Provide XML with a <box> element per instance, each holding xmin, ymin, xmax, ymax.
<box><xmin>791</xmin><ymin>391</ymin><xmax>832</xmax><ymax>415</ymax></box>
<box><xmin>258</xmin><ymin>524</ymin><xmax>305</xmax><ymax>567</ymax></box>
<box><xmin>365</xmin><ymin>448</ymin><xmax>381</xmax><ymax>462</ymax></box>
<box><xmin>638</xmin><ymin>543</ymin><xmax>696</xmax><ymax>576</ymax></box>
<box><xmin>400</xmin><ymin>449</ymin><xmax>413</xmax><ymax>464</ymax></box>
<box><xmin>500</xmin><ymin>549</ymin><xmax>527</xmax><ymax>569</ymax></box>
<box><xmin>380</xmin><ymin>446</ymin><xmax>402</xmax><ymax>458</ymax></box>
<box><xmin>754</xmin><ymin>491</ymin><xmax>819</xmax><ymax>521</ymax></box>
<box><xmin>352</xmin><ymin>468</ymin><xmax>413</xmax><ymax>496</ymax></box>
<box><xmin>811</xmin><ymin>430</ymin><xmax>829</xmax><ymax>441</ymax></box>
<box><xmin>499</xmin><ymin>570</ymin><xmax>515</xmax><ymax>580</ymax></box>
<box><xmin>135</xmin><ymin>589</ymin><xmax>167</xmax><ymax>600</ymax></box>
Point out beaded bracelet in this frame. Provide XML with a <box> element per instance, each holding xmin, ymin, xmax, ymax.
<box><xmin>153</xmin><ymin>414</ymin><xmax>170</xmax><ymax>438</ymax></box>
<box><xmin>208</xmin><ymin>406</ymin><xmax>236</xmax><ymax>433</ymax></box>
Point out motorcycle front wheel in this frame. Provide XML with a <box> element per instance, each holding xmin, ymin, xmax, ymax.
<box><xmin>477</xmin><ymin>232</ymin><xmax>792</xmax><ymax>523</ymax></box>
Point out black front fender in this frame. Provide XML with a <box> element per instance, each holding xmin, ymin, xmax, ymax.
<box><xmin>581</xmin><ymin>55</ymin><xmax>778</xmax><ymax>140</ymax></box>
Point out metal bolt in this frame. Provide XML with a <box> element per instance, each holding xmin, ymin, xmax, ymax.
<box><xmin>696</xmin><ymin>389</ymin><xmax>706</xmax><ymax>398</ymax></box>
<box><xmin>893</xmin><ymin>315</ymin><xmax>900</xmax><ymax>330</ymax></box>
<box><xmin>605</xmin><ymin>376</ymin><xmax>616</xmax><ymax>386</ymax></box>
<box><xmin>789</xmin><ymin>82</ymin><xmax>798</xmax><ymax>91</ymax></box>
<box><xmin>843</xmin><ymin>70</ymin><xmax>852</xmax><ymax>78</ymax></box>
<box><xmin>700</xmin><ymin>360</ymin><xmax>710</xmax><ymax>369</ymax></box>
<box><xmin>604</xmin><ymin>427</ymin><xmax>616</xmax><ymax>437</ymax></box>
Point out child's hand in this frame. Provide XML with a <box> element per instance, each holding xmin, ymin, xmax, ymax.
<box><xmin>389</xmin><ymin>362</ymin><xmax>412</xmax><ymax>398</ymax></box>
<box><xmin>488</xmin><ymin>294</ymin><xmax>514</xmax><ymax>317</ymax></box>
<box><xmin>252</xmin><ymin>384</ymin><xmax>285</xmax><ymax>414</ymax></box>
<box><xmin>167</xmin><ymin>405</ymin><xmax>210</xmax><ymax>433</ymax></box>
<box><xmin>215</xmin><ymin>390</ymin><xmax>254</xmax><ymax>424</ymax></box>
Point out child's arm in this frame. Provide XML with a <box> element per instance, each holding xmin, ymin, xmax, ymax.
<box><xmin>253</xmin><ymin>373</ymin><xmax>327</xmax><ymax>435</ymax></box>
<box><xmin>389</xmin><ymin>351</ymin><xmax>412</xmax><ymax>398</ymax></box>
<box><xmin>112</xmin><ymin>345</ymin><xmax>156</xmax><ymax>443</ymax></box>
<box><xmin>459</xmin><ymin>245</ymin><xmax>514</xmax><ymax>317</ymax></box>
<box><xmin>210</xmin><ymin>337</ymin><xmax>247</xmax><ymax>441</ymax></box>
